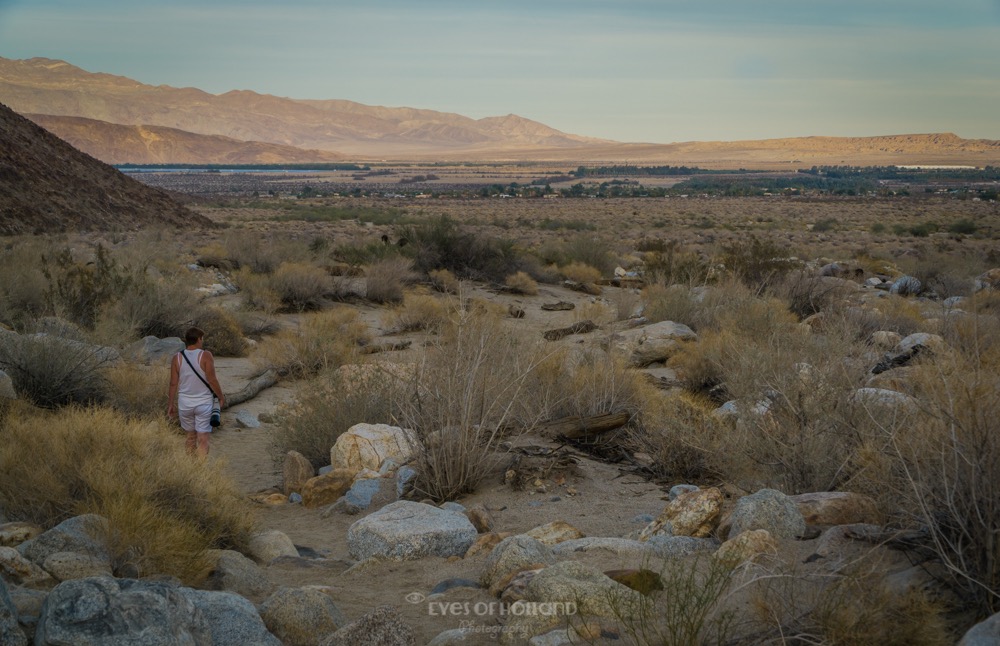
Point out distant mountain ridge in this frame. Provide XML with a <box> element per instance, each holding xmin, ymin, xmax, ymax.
<box><xmin>1</xmin><ymin>56</ymin><xmax>998</xmax><ymax>166</ymax></box>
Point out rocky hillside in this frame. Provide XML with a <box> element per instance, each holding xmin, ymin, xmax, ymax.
<box><xmin>26</xmin><ymin>114</ymin><xmax>346</xmax><ymax>165</ymax></box>
<box><xmin>0</xmin><ymin>102</ymin><xmax>207</xmax><ymax>234</ymax></box>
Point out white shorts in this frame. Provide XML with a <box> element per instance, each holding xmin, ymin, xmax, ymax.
<box><xmin>179</xmin><ymin>401</ymin><xmax>213</xmax><ymax>434</ymax></box>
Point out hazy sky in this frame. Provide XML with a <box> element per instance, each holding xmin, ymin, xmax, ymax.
<box><xmin>1</xmin><ymin>0</ymin><xmax>998</xmax><ymax>143</ymax></box>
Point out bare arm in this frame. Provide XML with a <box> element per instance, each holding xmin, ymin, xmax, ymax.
<box><xmin>167</xmin><ymin>354</ymin><xmax>180</xmax><ymax>417</ymax></box>
<box><xmin>201</xmin><ymin>351</ymin><xmax>226</xmax><ymax>408</ymax></box>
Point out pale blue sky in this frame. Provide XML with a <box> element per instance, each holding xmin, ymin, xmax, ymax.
<box><xmin>1</xmin><ymin>0</ymin><xmax>998</xmax><ymax>142</ymax></box>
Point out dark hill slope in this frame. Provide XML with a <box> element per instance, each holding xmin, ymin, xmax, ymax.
<box><xmin>0</xmin><ymin>102</ymin><xmax>206</xmax><ymax>235</ymax></box>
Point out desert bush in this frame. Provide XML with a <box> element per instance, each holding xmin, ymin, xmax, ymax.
<box><xmin>0</xmin><ymin>238</ymin><xmax>51</xmax><ymax>329</ymax></box>
<box><xmin>400</xmin><ymin>310</ymin><xmax>550</xmax><ymax>501</ymax></box>
<box><xmin>384</xmin><ymin>292</ymin><xmax>449</xmax><ymax>334</ymax></box>
<box><xmin>561</xmin><ymin>234</ymin><xmax>615</xmax><ymax>276</ymax></box>
<box><xmin>772</xmin><ymin>269</ymin><xmax>851</xmax><ymax>320</ymax></box>
<box><xmin>641</xmin><ymin>242</ymin><xmax>712</xmax><ymax>286</ymax></box>
<box><xmin>402</xmin><ymin>215</ymin><xmax>524</xmax><ymax>282</ymax></box>
<box><xmin>256</xmin><ymin>308</ymin><xmax>370</xmax><ymax>378</ymax></box>
<box><xmin>269</xmin><ymin>262</ymin><xmax>332</xmax><ymax>312</ymax></box>
<box><xmin>608</xmin><ymin>287</ymin><xmax>643</xmax><ymax>321</ymax></box>
<box><xmin>102</xmin><ymin>363</ymin><xmax>168</xmax><ymax>418</ymax></box>
<box><xmin>719</xmin><ymin>235</ymin><xmax>798</xmax><ymax>293</ymax></box>
<box><xmin>504</xmin><ymin>271</ymin><xmax>539</xmax><ymax>295</ymax></box>
<box><xmin>0</xmin><ymin>407</ymin><xmax>255</xmax><ymax>583</ymax></box>
<box><xmin>42</xmin><ymin>244</ymin><xmax>134</xmax><ymax>329</ymax></box>
<box><xmin>223</xmin><ymin>229</ymin><xmax>280</xmax><ymax>274</ymax></box>
<box><xmin>193</xmin><ymin>307</ymin><xmax>247</xmax><ymax>357</ymax></box>
<box><xmin>428</xmin><ymin>268</ymin><xmax>460</xmax><ymax>294</ymax></box>
<box><xmin>560</xmin><ymin>261</ymin><xmax>602</xmax><ymax>285</ymax></box>
<box><xmin>0</xmin><ymin>333</ymin><xmax>115</xmax><ymax>408</ymax></box>
<box><xmin>272</xmin><ymin>363</ymin><xmax>408</xmax><ymax>468</ymax></box>
<box><xmin>642</xmin><ymin>283</ymin><xmax>703</xmax><ymax>329</ymax></box>
<box><xmin>365</xmin><ymin>256</ymin><xmax>416</xmax><ymax>304</ymax></box>
<box><xmin>98</xmin><ymin>274</ymin><xmax>201</xmax><ymax>342</ymax></box>
<box><xmin>232</xmin><ymin>267</ymin><xmax>283</xmax><ymax>313</ymax></box>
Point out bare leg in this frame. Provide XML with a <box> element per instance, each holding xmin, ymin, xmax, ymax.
<box><xmin>186</xmin><ymin>431</ymin><xmax>197</xmax><ymax>455</ymax></box>
<box><xmin>197</xmin><ymin>432</ymin><xmax>211</xmax><ymax>458</ymax></box>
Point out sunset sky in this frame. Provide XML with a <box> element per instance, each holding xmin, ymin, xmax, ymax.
<box><xmin>1</xmin><ymin>0</ymin><xmax>998</xmax><ymax>143</ymax></box>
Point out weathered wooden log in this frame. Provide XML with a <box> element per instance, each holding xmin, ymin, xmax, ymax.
<box><xmin>224</xmin><ymin>368</ymin><xmax>278</xmax><ymax>407</ymax></box>
<box><xmin>541</xmin><ymin>301</ymin><xmax>575</xmax><ymax>311</ymax></box>
<box><xmin>538</xmin><ymin>411</ymin><xmax>632</xmax><ymax>439</ymax></box>
<box><xmin>543</xmin><ymin>320</ymin><xmax>598</xmax><ymax>341</ymax></box>
<box><xmin>360</xmin><ymin>340</ymin><xmax>412</xmax><ymax>355</ymax></box>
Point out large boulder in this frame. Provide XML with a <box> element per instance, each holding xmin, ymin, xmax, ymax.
<box><xmin>17</xmin><ymin>514</ymin><xmax>110</xmax><ymax>568</ymax></box>
<box><xmin>549</xmin><ymin>537</ymin><xmax>659</xmax><ymax>562</ymax></box>
<box><xmin>320</xmin><ymin>605</ymin><xmax>415</xmax><ymax>646</ymax></box>
<box><xmin>0</xmin><ymin>546</ymin><xmax>51</xmax><ymax>586</ymax></box>
<box><xmin>724</xmin><ymin>489</ymin><xmax>806</xmax><ymax>540</ymax></box>
<box><xmin>0</xmin><ymin>369</ymin><xmax>15</xmax><ymax>400</ymax></box>
<box><xmin>126</xmin><ymin>336</ymin><xmax>185</xmax><ymax>365</ymax></box>
<box><xmin>177</xmin><ymin>588</ymin><xmax>281</xmax><ymax>646</ymax></box>
<box><xmin>889</xmin><ymin>275</ymin><xmax>922</xmax><ymax>296</ymax></box>
<box><xmin>330</xmin><ymin>424</ymin><xmax>417</xmax><ymax>474</ymax></box>
<box><xmin>960</xmin><ymin>610</ymin><xmax>1000</xmax><ymax>645</ymax></box>
<box><xmin>480</xmin><ymin>535</ymin><xmax>555</xmax><ymax>596</ymax></box>
<box><xmin>788</xmin><ymin>492</ymin><xmax>880</xmax><ymax>526</ymax></box>
<box><xmin>35</xmin><ymin>577</ymin><xmax>212</xmax><ymax>646</ymax></box>
<box><xmin>347</xmin><ymin>501</ymin><xmax>478</xmax><ymax>562</ymax></box>
<box><xmin>974</xmin><ymin>268</ymin><xmax>1000</xmax><ymax>293</ymax></box>
<box><xmin>259</xmin><ymin>587</ymin><xmax>346</xmax><ymax>646</ymax></box>
<box><xmin>0</xmin><ymin>577</ymin><xmax>26</xmax><ymax>646</ymax></box>
<box><xmin>203</xmin><ymin>549</ymin><xmax>275</xmax><ymax>604</ymax></box>
<box><xmin>639</xmin><ymin>487</ymin><xmax>722</xmax><ymax>540</ymax></box>
<box><xmin>524</xmin><ymin>521</ymin><xmax>584</xmax><ymax>546</ymax></box>
<box><xmin>714</xmin><ymin>529</ymin><xmax>777</xmax><ymax>566</ymax></box>
<box><xmin>301</xmin><ymin>469</ymin><xmax>355</xmax><ymax>509</ymax></box>
<box><xmin>42</xmin><ymin>551</ymin><xmax>113</xmax><ymax>582</ymax></box>
<box><xmin>612</xmin><ymin>320</ymin><xmax>698</xmax><ymax>367</ymax></box>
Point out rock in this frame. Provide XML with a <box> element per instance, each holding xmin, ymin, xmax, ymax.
<box><xmin>330</xmin><ymin>423</ymin><xmax>417</xmax><ymax>474</ymax></box>
<box><xmin>203</xmin><ymin>549</ymin><xmax>275</xmax><ymax>604</ymax></box>
<box><xmin>430</xmin><ymin>578</ymin><xmax>481</xmax><ymax>595</ymax></box>
<box><xmin>126</xmin><ymin>336</ymin><xmax>185</xmax><ymax>365</ymax></box>
<box><xmin>35</xmin><ymin>577</ymin><xmax>212</xmax><ymax>646</ymax></box>
<box><xmin>320</xmin><ymin>605</ymin><xmax>415</xmax><ymax>646</ymax></box>
<box><xmin>522</xmin><ymin>560</ymin><xmax>645</xmax><ymax>620</ymax></box>
<box><xmin>0</xmin><ymin>523</ymin><xmax>43</xmax><ymax>548</ymax></box>
<box><xmin>261</xmin><ymin>493</ymin><xmax>288</xmax><ymax>505</ymax></box>
<box><xmin>974</xmin><ymin>268</ymin><xmax>1000</xmax><ymax>292</ymax></box>
<box><xmin>810</xmin><ymin>523</ymin><xmax>884</xmax><ymax>568</ymax></box>
<box><xmin>301</xmin><ymin>469</ymin><xmax>356</xmax><ymax>509</ymax></box>
<box><xmin>0</xmin><ymin>369</ymin><xmax>15</xmax><ymax>401</ymax></box>
<box><xmin>540</xmin><ymin>301</ymin><xmax>574</xmax><ymax>311</ymax></box>
<box><xmin>247</xmin><ymin>530</ymin><xmax>299</xmax><ymax>565</ymax></box>
<box><xmin>7</xmin><ymin>586</ymin><xmax>44</xmax><ymax>643</ymax></box>
<box><xmin>788</xmin><ymin>492</ymin><xmax>880</xmax><ymax>526</ymax></box>
<box><xmin>462</xmin><ymin>503</ymin><xmax>495</xmax><ymax>533</ymax></box>
<box><xmin>480</xmin><ymin>535</ymin><xmax>555</xmax><ymax>596</ymax></box>
<box><xmin>819</xmin><ymin>262</ymin><xmax>843</xmax><ymax>277</ymax></box>
<box><xmin>668</xmin><ymin>484</ymin><xmax>699</xmax><ymax>500</ymax></box>
<box><xmin>896</xmin><ymin>332</ymin><xmax>946</xmax><ymax>355</ymax></box>
<box><xmin>41</xmin><ymin>551</ymin><xmax>112</xmax><ymax>581</ymax></box>
<box><xmin>500</xmin><ymin>568</ymin><xmax>543</xmax><ymax>604</ymax></box>
<box><xmin>640</xmin><ymin>487</ymin><xmax>722</xmax><ymax>540</ymax></box>
<box><xmin>396</xmin><ymin>466</ymin><xmax>418</xmax><ymax>498</ymax></box>
<box><xmin>604</xmin><ymin>568</ymin><xmax>664</xmax><ymax>596</ymax></box>
<box><xmin>283</xmin><ymin>451</ymin><xmax>315</xmax><ymax>496</ymax></box>
<box><xmin>960</xmin><ymin>611</ymin><xmax>1000</xmax><ymax>645</ymax></box>
<box><xmin>347</xmin><ymin>501</ymin><xmax>478</xmax><ymax>562</ymax></box>
<box><xmin>612</xmin><ymin>320</ymin><xmax>698</xmax><ymax>367</ymax></box>
<box><xmin>17</xmin><ymin>514</ymin><xmax>109</xmax><ymax>568</ymax></box>
<box><xmin>259</xmin><ymin>586</ymin><xmax>346</xmax><ymax>646</ymax></box>
<box><xmin>529</xmin><ymin>628</ymin><xmax>576</xmax><ymax>646</ymax></box>
<box><xmin>234</xmin><ymin>410</ymin><xmax>261</xmax><ymax>429</ymax></box>
<box><xmin>645</xmin><ymin>535</ymin><xmax>719</xmax><ymax>558</ymax></box>
<box><xmin>715</xmin><ymin>529</ymin><xmax>777</xmax><ymax>565</ymax></box>
<box><xmin>439</xmin><ymin>501</ymin><xmax>466</xmax><ymax>513</ymax></box>
<box><xmin>724</xmin><ymin>489</ymin><xmax>806</xmax><ymax>540</ymax></box>
<box><xmin>178</xmin><ymin>588</ymin><xmax>281</xmax><ymax>646</ymax></box>
<box><xmin>549</xmin><ymin>537</ymin><xmax>658</xmax><ymax>562</ymax></box>
<box><xmin>427</xmin><ymin>627</ymin><xmax>479</xmax><ymax>645</ymax></box>
<box><xmin>0</xmin><ymin>547</ymin><xmax>51</xmax><ymax>586</ymax></box>
<box><xmin>0</xmin><ymin>577</ymin><xmax>26</xmax><ymax>646</ymax></box>
<box><xmin>849</xmin><ymin>388</ymin><xmax>919</xmax><ymax>413</ymax></box>
<box><xmin>464</xmin><ymin>532</ymin><xmax>512</xmax><ymax>559</ymax></box>
<box><xmin>890</xmin><ymin>275</ymin><xmax>922</xmax><ymax>296</ymax></box>
<box><xmin>323</xmin><ymin>477</ymin><xmax>397</xmax><ymax>516</ymax></box>
<box><xmin>869</xmin><ymin>330</ymin><xmax>902</xmax><ymax>350</ymax></box>
<box><xmin>525</xmin><ymin>520</ymin><xmax>584</xmax><ymax>546</ymax></box>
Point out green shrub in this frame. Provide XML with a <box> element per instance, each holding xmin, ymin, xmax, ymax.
<box><xmin>948</xmin><ymin>218</ymin><xmax>978</xmax><ymax>235</ymax></box>
<box><xmin>401</xmin><ymin>215</ymin><xmax>524</xmax><ymax>282</ymax></box>
<box><xmin>719</xmin><ymin>235</ymin><xmax>798</xmax><ymax>293</ymax></box>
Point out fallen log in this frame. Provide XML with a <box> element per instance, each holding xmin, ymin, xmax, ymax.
<box><xmin>224</xmin><ymin>368</ymin><xmax>279</xmax><ymax>407</ymax></box>
<box><xmin>543</xmin><ymin>320</ymin><xmax>598</xmax><ymax>341</ymax></box>
<box><xmin>538</xmin><ymin>411</ymin><xmax>632</xmax><ymax>440</ymax></box>
<box><xmin>541</xmin><ymin>301</ymin><xmax>575</xmax><ymax>311</ymax></box>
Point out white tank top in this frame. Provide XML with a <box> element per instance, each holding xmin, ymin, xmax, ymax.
<box><xmin>177</xmin><ymin>349</ymin><xmax>215</xmax><ymax>408</ymax></box>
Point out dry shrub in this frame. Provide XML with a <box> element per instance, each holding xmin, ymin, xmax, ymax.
<box><xmin>232</xmin><ymin>309</ymin><xmax>281</xmax><ymax>339</ymax></box>
<box><xmin>102</xmin><ymin>363</ymin><xmax>168</xmax><ymax>418</ymax></box>
<box><xmin>669</xmin><ymin>329</ymin><xmax>737</xmax><ymax>400</ymax></box>
<box><xmin>95</xmin><ymin>275</ymin><xmax>199</xmax><ymax>343</ymax></box>
<box><xmin>401</xmin><ymin>310</ymin><xmax>551</xmax><ymax>501</ymax></box>
<box><xmin>385</xmin><ymin>293</ymin><xmax>449</xmax><ymax>333</ymax></box>
<box><xmin>641</xmin><ymin>243</ymin><xmax>712</xmax><ymax>286</ymax></box>
<box><xmin>574</xmin><ymin>301</ymin><xmax>613</xmax><ymax>326</ymax></box>
<box><xmin>626</xmin><ymin>392</ymin><xmax>729</xmax><ymax>482</ymax></box>
<box><xmin>224</xmin><ymin>229</ymin><xmax>280</xmax><ymax>274</ymax></box>
<box><xmin>720</xmin><ymin>235</ymin><xmax>798</xmax><ymax>293</ymax></box>
<box><xmin>269</xmin><ymin>262</ymin><xmax>333</xmax><ymax>312</ymax></box>
<box><xmin>561</xmin><ymin>261</ymin><xmax>602</xmax><ymax>285</ymax></box>
<box><xmin>608</xmin><ymin>287</ymin><xmax>643</xmax><ymax>321</ymax></box>
<box><xmin>428</xmin><ymin>268</ymin><xmax>460</xmax><ymax>294</ymax></box>
<box><xmin>256</xmin><ymin>308</ymin><xmax>370</xmax><ymax>378</ymax></box>
<box><xmin>0</xmin><ymin>237</ymin><xmax>50</xmax><ymax>329</ymax></box>
<box><xmin>0</xmin><ymin>333</ymin><xmax>114</xmax><ymax>409</ymax></box>
<box><xmin>0</xmin><ymin>407</ymin><xmax>255</xmax><ymax>583</ymax></box>
<box><xmin>366</xmin><ymin>256</ymin><xmax>416</xmax><ymax>304</ymax></box>
<box><xmin>232</xmin><ymin>267</ymin><xmax>282</xmax><ymax>314</ymax></box>
<box><xmin>193</xmin><ymin>307</ymin><xmax>248</xmax><ymax>357</ymax></box>
<box><xmin>504</xmin><ymin>271</ymin><xmax>539</xmax><ymax>295</ymax></box>
<box><xmin>272</xmin><ymin>362</ymin><xmax>408</xmax><ymax>468</ymax></box>
<box><xmin>642</xmin><ymin>283</ymin><xmax>704</xmax><ymax>329</ymax></box>
<box><xmin>772</xmin><ymin>270</ymin><xmax>852</xmax><ymax>320</ymax></box>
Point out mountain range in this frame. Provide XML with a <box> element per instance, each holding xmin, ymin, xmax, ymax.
<box><xmin>1</xmin><ymin>56</ymin><xmax>999</xmax><ymax>167</ymax></box>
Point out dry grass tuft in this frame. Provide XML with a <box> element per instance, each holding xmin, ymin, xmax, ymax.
<box><xmin>0</xmin><ymin>406</ymin><xmax>255</xmax><ymax>583</ymax></box>
<box><xmin>504</xmin><ymin>271</ymin><xmax>539</xmax><ymax>295</ymax></box>
<box><xmin>366</xmin><ymin>257</ymin><xmax>417</xmax><ymax>304</ymax></box>
<box><xmin>256</xmin><ymin>307</ymin><xmax>370</xmax><ymax>378</ymax></box>
<box><xmin>385</xmin><ymin>293</ymin><xmax>450</xmax><ymax>333</ymax></box>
